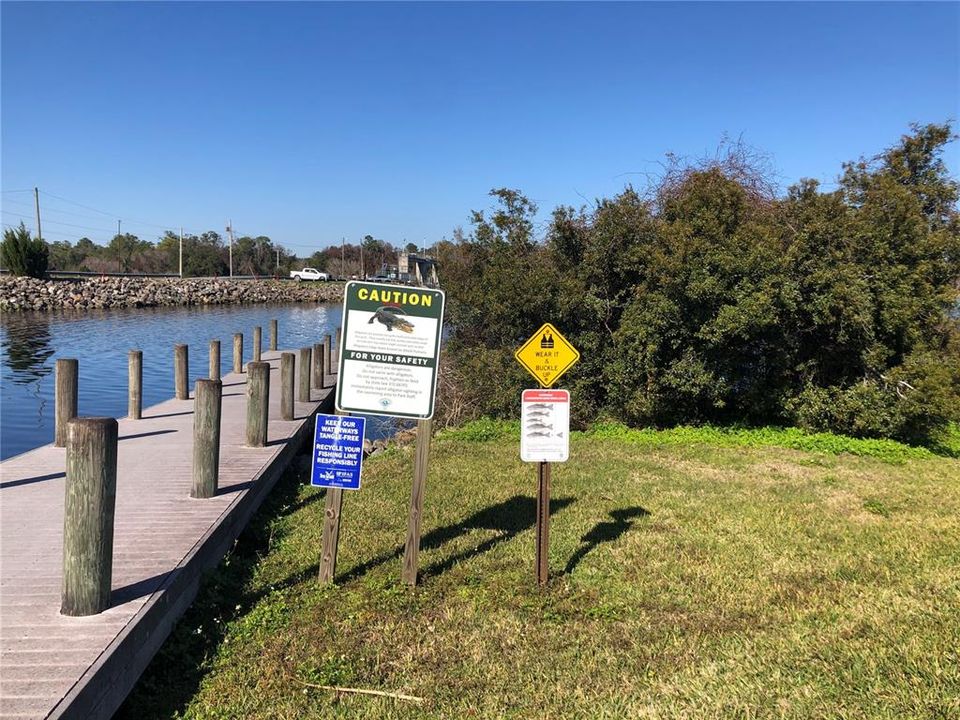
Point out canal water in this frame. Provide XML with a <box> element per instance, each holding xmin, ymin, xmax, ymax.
<box><xmin>0</xmin><ymin>303</ymin><xmax>399</xmax><ymax>460</ymax></box>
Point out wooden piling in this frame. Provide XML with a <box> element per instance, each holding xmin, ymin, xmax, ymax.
<box><xmin>402</xmin><ymin>418</ymin><xmax>432</xmax><ymax>586</ymax></box>
<box><xmin>253</xmin><ymin>326</ymin><xmax>262</xmax><ymax>362</ymax></box>
<box><xmin>281</xmin><ymin>352</ymin><xmax>295</xmax><ymax>421</ymax></box>
<box><xmin>61</xmin><ymin>417</ymin><xmax>118</xmax><ymax>616</ymax></box>
<box><xmin>298</xmin><ymin>347</ymin><xmax>311</xmax><ymax>403</ymax></box>
<box><xmin>233</xmin><ymin>333</ymin><xmax>243</xmax><ymax>374</ymax></box>
<box><xmin>128</xmin><ymin>351</ymin><xmax>142</xmax><ymax>420</ymax></box>
<box><xmin>54</xmin><ymin>359</ymin><xmax>79</xmax><ymax>447</ymax></box>
<box><xmin>246</xmin><ymin>361</ymin><xmax>270</xmax><ymax>447</ymax></box>
<box><xmin>334</xmin><ymin>327</ymin><xmax>341</xmax><ymax>372</ymax></box>
<box><xmin>269</xmin><ymin>319</ymin><xmax>278</xmax><ymax>351</ymax></box>
<box><xmin>312</xmin><ymin>342</ymin><xmax>324</xmax><ymax>389</ymax></box>
<box><xmin>174</xmin><ymin>344</ymin><xmax>189</xmax><ymax>400</ymax></box>
<box><xmin>209</xmin><ymin>340</ymin><xmax>221</xmax><ymax>380</ymax></box>
<box><xmin>191</xmin><ymin>379</ymin><xmax>222</xmax><ymax>499</ymax></box>
<box><xmin>323</xmin><ymin>334</ymin><xmax>332</xmax><ymax>380</ymax></box>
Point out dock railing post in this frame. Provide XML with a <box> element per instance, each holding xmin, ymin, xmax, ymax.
<box><xmin>298</xmin><ymin>347</ymin><xmax>311</xmax><ymax>403</ymax></box>
<box><xmin>192</xmin><ymin>379</ymin><xmax>222</xmax><ymax>499</ymax></box>
<box><xmin>54</xmin><ymin>358</ymin><xmax>79</xmax><ymax>447</ymax></box>
<box><xmin>269</xmin><ymin>319</ymin><xmax>278</xmax><ymax>351</ymax></box>
<box><xmin>128</xmin><ymin>351</ymin><xmax>142</xmax><ymax>419</ymax></box>
<box><xmin>233</xmin><ymin>333</ymin><xmax>243</xmax><ymax>374</ymax></box>
<box><xmin>61</xmin><ymin>417</ymin><xmax>118</xmax><ymax>616</ymax></box>
<box><xmin>174</xmin><ymin>344</ymin><xmax>189</xmax><ymax>400</ymax></box>
<box><xmin>281</xmin><ymin>352</ymin><xmax>295</xmax><ymax>420</ymax></box>
<box><xmin>253</xmin><ymin>326</ymin><xmax>262</xmax><ymax>362</ymax></box>
<box><xmin>246</xmin><ymin>361</ymin><xmax>270</xmax><ymax>447</ymax></box>
<box><xmin>209</xmin><ymin>339</ymin><xmax>221</xmax><ymax>381</ymax></box>
<box><xmin>312</xmin><ymin>342</ymin><xmax>324</xmax><ymax>389</ymax></box>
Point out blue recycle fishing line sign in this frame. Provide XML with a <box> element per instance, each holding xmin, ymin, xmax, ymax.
<box><xmin>310</xmin><ymin>413</ymin><xmax>366</xmax><ymax>490</ymax></box>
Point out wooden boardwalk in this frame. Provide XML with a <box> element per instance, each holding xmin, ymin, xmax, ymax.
<box><xmin>0</xmin><ymin>350</ymin><xmax>332</xmax><ymax>719</ymax></box>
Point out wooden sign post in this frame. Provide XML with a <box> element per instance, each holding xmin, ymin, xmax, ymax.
<box><xmin>402</xmin><ymin>416</ymin><xmax>432</xmax><ymax>585</ymax></box>
<box><xmin>334</xmin><ymin>279</ymin><xmax>445</xmax><ymax>587</ymax></box>
<box><xmin>535</xmin><ymin>460</ymin><xmax>551</xmax><ymax>585</ymax></box>
<box><xmin>315</xmin><ymin>407</ymin><xmax>366</xmax><ymax>584</ymax></box>
<box><xmin>515</xmin><ymin>325</ymin><xmax>579</xmax><ymax>587</ymax></box>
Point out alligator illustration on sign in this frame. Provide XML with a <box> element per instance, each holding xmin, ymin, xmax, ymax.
<box><xmin>369</xmin><ymin>306</ymin><xmax>415</xmax><ymax>333</ymax></box>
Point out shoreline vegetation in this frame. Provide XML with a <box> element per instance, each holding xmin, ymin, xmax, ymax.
<box><xmin>0</xmin><ymin>275</ymin><xmax>344</xmax><ymax>311</ymax></box>
<box><xmin>119</xmin><ymin>420</ymin><xmax>960</xmax><ymax>719</ymax></box>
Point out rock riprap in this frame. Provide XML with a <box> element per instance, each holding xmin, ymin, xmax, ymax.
<box><xmin>0</xmin><ymin>276</ymin><xmax>344</xmax><ymax>311</ymax></box>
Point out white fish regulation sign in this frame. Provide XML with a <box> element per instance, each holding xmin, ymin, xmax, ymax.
<box><xmin>521</xmin><ymin>389</ymin><xmax>570</xmax><ymax>463</ymax></box>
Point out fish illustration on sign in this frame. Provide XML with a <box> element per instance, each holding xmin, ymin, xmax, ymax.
<box><xmin>369</xmin><ymin>306</ymin><xmax>415</xmax><ymax>333</ymax></box>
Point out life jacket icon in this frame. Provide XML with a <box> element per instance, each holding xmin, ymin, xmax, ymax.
<box><xmin>540</xmin><ymin>332</ymin><xmax>554</xmax><ymax>349</ymax></box>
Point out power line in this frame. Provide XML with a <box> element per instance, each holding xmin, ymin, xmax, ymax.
<box><xmin>40</xmin><ymin>190</ymin><xmax>184</xmax><ymax>232</ymax></box>
<box><xmin>3</xmin><ymin>197</ymin><xmax>128</xmax><ymax>224</ymax></box>
<box><xmin>1</xmin><ymin>222</ymin><xmax>94</xmax><ymax>242</ymax></box>
<box><xmin>0</xmin><ymin>210</ymin><xmax>115</xmax><ymax>233</ymax></box>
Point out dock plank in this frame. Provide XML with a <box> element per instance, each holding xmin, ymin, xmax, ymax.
<box><xmin>1</xmin><ymin>350</ymin><xmax>331</xmax><ymax>719</ymax></box>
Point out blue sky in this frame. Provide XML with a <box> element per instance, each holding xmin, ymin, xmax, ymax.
<box><xmin>2</xmin><ymin>2</ymin><xmax>957</xmax><ymax>255</ymax></box>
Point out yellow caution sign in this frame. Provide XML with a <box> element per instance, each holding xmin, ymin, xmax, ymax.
<box><xmin>514</xmin><ymin>323</ymin><xmax>580</xmax><ymax>388</ymax></box>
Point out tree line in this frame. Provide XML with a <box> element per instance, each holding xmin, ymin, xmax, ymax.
<box><xmin>435</xmin><ymin>123</ymin><xmax>960</xmax><ymax>446</ymax></box>
<box><xmin>2</xmin><ymin>226</ymin><xmax>420</xmax><ymax>279</ymax></box>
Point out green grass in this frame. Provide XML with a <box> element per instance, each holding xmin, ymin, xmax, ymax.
<box><xmin>120</xmin><ymin>427</ymin><xmax>960</xmax><ymax>719</ymax></box>
<box><xmin>441</xmin><ymin>418</ymin><xmax>956</xmax><ymax>462</ymax></box>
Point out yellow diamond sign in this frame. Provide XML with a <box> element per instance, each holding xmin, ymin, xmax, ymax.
<box><xmin>515</xmin><ymin>323</ymin><xmax>580</xmax><ymax>388</ymax></box>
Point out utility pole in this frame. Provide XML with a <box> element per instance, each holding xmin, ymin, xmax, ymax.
<box><xmin>226</xmin><ymin>220</ymin><xmax>234</xmax><ymax>278</ymax></box>
<box><xmin>276</xmin><ymin>247</ymin><xmax>280</xmax><ymax>270</ymax></box>
<box><xmin>340</xmin><ymin>237</ymin><xmax>345</xmax><ymax>279</ymax></box>
<box><xmin>34</xmin><ymin>187</ymin><xmax>42</xmax><ymax>242</ymax></box>
<box><xmin>117</xmin><ymin>219</ymin><xmax>122</xmax><ymax>272</ymax></box>
<box><xmin>179</xmin><ymin>227</ymin><xmax>183</xmax><ymax>278</ymax></box>
<box><xmin>360</xmin><ymin>241</ymin><xmax>365</xmax><ymax>279</ymax></box>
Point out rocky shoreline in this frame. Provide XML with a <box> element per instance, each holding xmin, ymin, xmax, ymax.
<box><xmin>0</xmin><ymin>276</ymin><xmax>344</xmax><ymax>311</ymax></box>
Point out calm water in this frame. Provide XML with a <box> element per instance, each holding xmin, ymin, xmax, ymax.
<box><xmin>0</xmin><ymin>303</ymin><xmax>398</xmax><ymax>460</ymax></box>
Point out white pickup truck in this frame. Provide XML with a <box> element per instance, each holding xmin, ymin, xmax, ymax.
<box><xmin>289</xmin><ymin>268</ymin><xmax>330</xmax><ymax>282</ymax></box>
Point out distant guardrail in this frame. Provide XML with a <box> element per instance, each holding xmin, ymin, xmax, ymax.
<box><xmin>0</xmin><ymin>269</ymin><xmax>320</xmax><ymax>281</ymax></box>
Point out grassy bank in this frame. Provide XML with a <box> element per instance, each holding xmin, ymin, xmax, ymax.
<box><xmin>121</xmin><ymin>425</ymin><xmax>960</xmax><ymax>719</ymax></box>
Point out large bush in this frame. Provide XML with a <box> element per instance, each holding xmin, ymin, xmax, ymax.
<box><xmin>438</xmin><ymin>124</ymin><xmax>960</xmax><ymax>445</ymax></box>
<box><xmin>1</xmin><ymin>223</ymin><xmax>49</xmax><ymax>278</ymax></box>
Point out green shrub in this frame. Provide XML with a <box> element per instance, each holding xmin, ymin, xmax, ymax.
<box><xmin>436</xmin><ymin>124</ymin><xmax>960</xmax><ymax>447</ymax></box>
<box><xmin>1</xmin><ymin>223</ymin><xmax>48</xmax><ymax>278</ymax></box>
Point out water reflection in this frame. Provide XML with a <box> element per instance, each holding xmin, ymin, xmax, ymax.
<box><xmin>1</xmin><ymin>313</ymin><xmax>54</xmax><ymax>384</ymax></box>
<box><xmin>0</xmin><ymin>303</ymin><xmax>373</xmax><ymax>460</ymax></box>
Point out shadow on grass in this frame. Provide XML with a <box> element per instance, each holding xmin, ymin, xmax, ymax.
<box><xmin>263</xmin><ymin>494</ymin><xmax>576</xmax><ymax>592</ymax></box>
<box><xmin>118</xmin><ymin>488</ymin><xmax>574</xmax><ymax>718</ymax></box>
<box><xmin>115</xmin><ymin>458</ymin><xmax>309</xmax><ymax>720</ymax></box>
<box><xmin>564</xmin><ymin>506</ymin><xmax>650</xmax><ymax>575</ymax></box>
<box><xmin>418</xmin><ymin>495</ymin><xmax>576</xmax><ymax>581</ymax></box>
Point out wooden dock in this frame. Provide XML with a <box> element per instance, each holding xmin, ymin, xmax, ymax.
<box><xmin>0</xmin><ymin>350</ymin><xmax>333</xmax><ymax>719</ymax></box>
